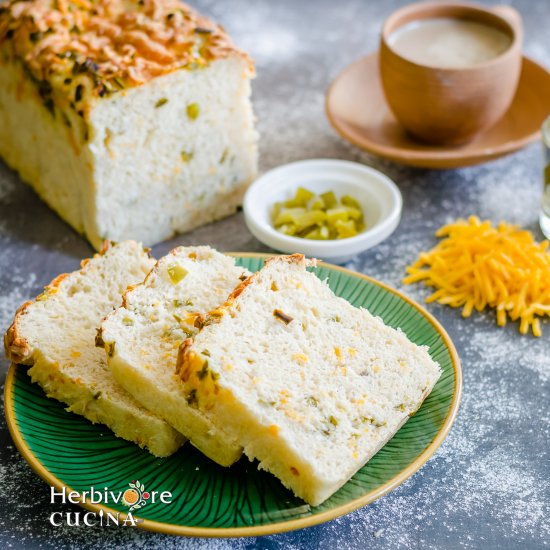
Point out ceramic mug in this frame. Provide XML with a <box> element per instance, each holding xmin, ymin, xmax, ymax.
<box><xmin>379</xmin><ymin>1</ymin><xmax>523</xmax><ymax>146</ymax></box>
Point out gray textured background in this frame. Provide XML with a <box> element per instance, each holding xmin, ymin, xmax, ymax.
<box><xmin>1</xmin><ymin>0</ymin><xmax>549</xmax><ymax>548</ymax></box>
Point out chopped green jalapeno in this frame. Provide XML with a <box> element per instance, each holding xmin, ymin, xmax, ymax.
<box><xmin>167</xmin><ymin>264</ymin><xmax>188</xmax><ymax>284</ymax></box>
<box><xmin>271</xmin><ymin>187</ymin><xmax>365</xmax><ymax>240</ymax></box>
<box><xmin>186</xmin><ymin>102</ymin><xmax>200</xmax><ymax>120</ymax></box>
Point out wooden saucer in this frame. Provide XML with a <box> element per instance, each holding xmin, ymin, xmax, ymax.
<box><xmin>326</xmin><ymin>53</ymin><xmax>550</xmax><ymax>169</ymax></box>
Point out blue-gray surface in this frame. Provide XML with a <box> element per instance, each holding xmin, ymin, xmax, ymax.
<box><xmin>0</xmin><ymin>0</ymin><xmax>549</xmax><ymax>548</ymax></box>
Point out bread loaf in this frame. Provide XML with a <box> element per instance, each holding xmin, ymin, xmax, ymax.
<box><xmin>0</xmin><ymin>0</ymin><xmax>258</xmax><ymax>249</ymax></box>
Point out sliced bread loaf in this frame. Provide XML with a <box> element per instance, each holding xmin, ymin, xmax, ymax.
<box><xmin>0</xmin><ymin>0</ymin><xmax>257</xmax><ymax>249</ymax></box>
<box><xmin>177</xmin><ymin>254</ymin><xmax>442</xmax><ymax>505</ymax></box>
<box><xmin>100</xmin><ymin>246</ymin><xmax>249</xmax><ymax>466</ymax></box>
<box><xmin>4</xmin><ymin>241</ymin><xmax>184</xmax><ymax>457</ymax></box>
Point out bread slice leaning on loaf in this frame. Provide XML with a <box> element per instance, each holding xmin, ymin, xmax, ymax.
<box><xmin>100</xmin><ymin>246</ymin><xmax>249</xmax><ymax>466</ymax></box>
<box><xmin>177</xmin><ymin>254</ymin><xmax>442</xmax><ymax>505</ymax></box>
<box><xmin>4</xmin><ymin>241</ymin><xmax>184</xmax><ymax>457</ymax></box>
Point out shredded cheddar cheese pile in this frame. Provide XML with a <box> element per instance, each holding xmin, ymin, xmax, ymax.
<box><xmin>404</xmin><ymin>216</ymin><xmax>550</xmax><ymax>337</ymax></box>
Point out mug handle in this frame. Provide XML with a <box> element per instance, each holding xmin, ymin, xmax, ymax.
<box><xmin>491</xmin><ymin>5</ymin><xmax>523</xmax><ymax>39</ymax></box>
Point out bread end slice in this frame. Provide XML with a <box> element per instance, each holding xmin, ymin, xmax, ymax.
<box><xmin>4</xmin><ymin>241</ymin><xmax>184</xmax><ymax>457</ymax></box>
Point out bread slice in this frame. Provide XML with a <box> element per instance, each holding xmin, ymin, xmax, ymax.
<box><xmin>4</xmin><ymin>241</ymin><xmax>184</xmax><ymax>457</ymax></box>
<box><xmin>0</xmin><ymin>0</ymin><xmax>257</xmax><ymax>250</ymax></box>
<box><xmin>100</xmin><ymin>246</ymin><xmax>249</xmax><ymax>466</ymax></box>
<box><xmin>177</xmin><ymin>254</ymin><xmax>442</xmax><ymax>505</ymax></box>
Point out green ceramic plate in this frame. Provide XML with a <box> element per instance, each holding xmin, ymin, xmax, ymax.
<box><xmin>4</xmin><ymin>254</ymin><xmax>461</xmax><ymax>537</ymax></box>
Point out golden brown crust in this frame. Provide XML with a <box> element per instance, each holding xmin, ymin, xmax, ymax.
<box><xmin>120</xmin><ymin>283</ymin><xmax>138</xmax><ymax>309</ymax></box>
<box><xmin>175</xmin><ymin>254</ymin><xmax>317</xmax><ymax>379</ymax></box>
<box><xmin>3</xmin><ymin>240</ymin><xmax>114</xmax><ymax>365</ymax></box>
<box><xmin>221</xmin><ymin>254</ymin><xmax>306</xmax><ymax>307</ymax></box>
<box><xmin>46</xmin><ymin>272</ymin><xmax>70</xmax><ymax>290</ymax></box>
<box><xmin>4</xmin><ymin>300</ymin><xmax>34</xmax><ymax>364</ymax></box>
<box><xmin>0</xmin><ymin>0</ymin><xmax>252</xmax><ymax>111</ymax></box>
<box><xmin>226</xmin><ymin>254</ymin><xmax>315</xmax><ymax>304</ymax></box>
<box><xmin>264</xmin><ymin>253</ymin><xmax>307</xmax><ymax>267</ymax></box>
<box><xmin>99</xmin><ymin>240</ymin><xmax>113</xmax><ymax>254</ymax></box>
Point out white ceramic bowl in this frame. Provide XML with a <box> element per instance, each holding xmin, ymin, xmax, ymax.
<box><xmin>243</xmin><ymin>159</ymin><xmax>403</xmax><ymax>264</ymax></box>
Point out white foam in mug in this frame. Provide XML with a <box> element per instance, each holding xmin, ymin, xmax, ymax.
<box><xmin>388</xmin><ymin>17</ymin><xmax>512</xmax><ymax>69</ymax></box>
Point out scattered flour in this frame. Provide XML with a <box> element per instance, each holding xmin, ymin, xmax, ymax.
<box><xmin>200</xmin><ymin>0</ymin><xmax>305</xmax><ymax>64</ymax></box>
<box><xmin>0</xmin><ymin>273</ymin><xmax>37</xmax><ymax>333</ymax></box>
<box><xmin>475</xmin><ymin>162</ymin><xmax>542</xmax><ymax>227</ymax></box>
<box><xmin>0</xmin><ymin>0</ymin><xmax>549</xmax><ymax>548</ymax></box>
<box><xmin>468</xmin><ymin>327</ymin><xmax>550</xmax><ymax>383</ymax></box>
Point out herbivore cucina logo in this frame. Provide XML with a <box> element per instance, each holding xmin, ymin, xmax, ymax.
<box><xmin>49</xmin><ymin>480</ymin><xmax>173</xmax><ymax>527</ymax></box>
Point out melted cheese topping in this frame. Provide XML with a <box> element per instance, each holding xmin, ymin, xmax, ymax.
<box><xmin>404</xmin><ymin>216</ymin><xmax>550</xmax><ymax>337</ymax></box>
<box><xmin>0</xmin><ymin>0</ymin><xmax>251</xmax><ymax>100</ymax></box>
